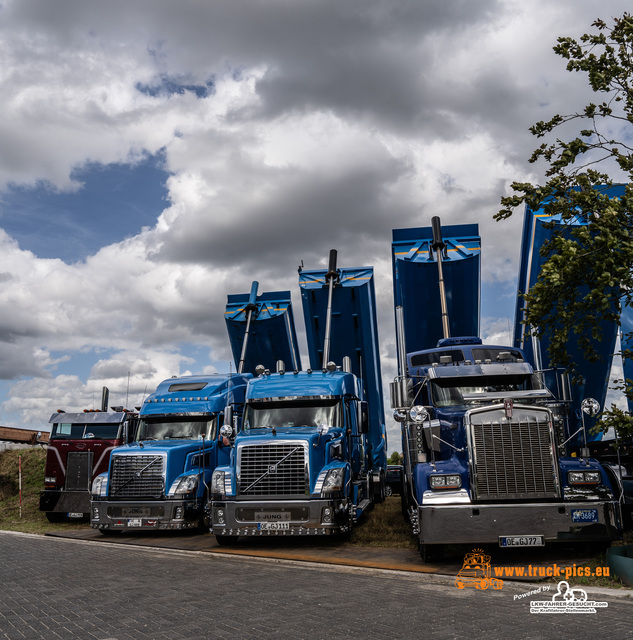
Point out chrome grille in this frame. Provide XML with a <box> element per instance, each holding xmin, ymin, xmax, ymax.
<box><xmin>109</xmin><ymin>455</ymin><xmax>165</xmax><ymax>498</ymax></box>
<box><xmin>238</xmin><ymin>443</ymin><xmax>308</xmax><ymax>496</ymax></box>
<box><xmin>470</xmin><ymin>410</ymin><xmax>558</xmax><ymax>500</ymax></box>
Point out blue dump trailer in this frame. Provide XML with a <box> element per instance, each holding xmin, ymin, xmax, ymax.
<box><xmin>514</xmin><ymin>185</ymin><xmax>626</xmax><ymax>442</ymax></box>
<box><xmin>390</xmin><ymin>218</ymin><xmax>622</xmax><ymax>561</ymax></box>
<box><xmin>90</xmin><ymin>283</ymin><xmax>298</xmax><ymax>534</ymax></box>
<box><xmin>392</xmin><ymin>223</ymin><xmax>480</xmax><ymax>352</ymax></box>
<box><xmin>209</xmin><ymin>252</ymin><xmax>388</xmax><ymax>541</ymax></box>
<box><xmin>225</xmin><ymin>282</ymin><xmax>302</xmax><ymax>375</ymax></box>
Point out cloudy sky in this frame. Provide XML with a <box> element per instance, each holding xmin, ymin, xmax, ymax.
<box><xmin>0</xmin><ymin>0</ymin><xmax>630</xmax><ymax>450</ymax></box>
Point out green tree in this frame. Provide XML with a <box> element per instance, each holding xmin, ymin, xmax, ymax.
<box><xmin>387</xmin><ymin>451</ymin><xmax>403</xmax><ymax>465</ymax></box>
<box><xmin>495</xmin><ymin>14</ymin><xmax>633</xmax><ymax>437</ymax></box>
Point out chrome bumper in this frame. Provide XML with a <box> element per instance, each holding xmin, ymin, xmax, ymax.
<box><xmin>90</xmin><ymin>498</ymin><xmax>203</xmax><ymax>531</ymax></box>
<box><xmin>418</xmin><ymin>500</ymin><xmax>622</xmax><ymax>545</ymax></box>
<box><xmin>211</xmin><ymin>498</ymin><xmax>349</xmax><ymax>536</ymax></box>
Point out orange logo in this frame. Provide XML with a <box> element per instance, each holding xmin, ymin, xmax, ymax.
<box><xmin>455</xmin><ymin>549</ymin><xmax>504</xmax><ymax>590</ymax></box>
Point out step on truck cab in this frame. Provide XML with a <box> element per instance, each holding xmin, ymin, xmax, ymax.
<box><xmin>210</xmin><ymin>252</ymin><xmax>388</xmax><ymax>541</ymax></box>
<box><xmin>390</xmin><ymin>219</ymin><xmax>622</xmax><ymax>561</ymax></box>
<box><xmin>39</xmin><ymin>387</ymin><xmax>138</xmax><ymax>522</ymax></box>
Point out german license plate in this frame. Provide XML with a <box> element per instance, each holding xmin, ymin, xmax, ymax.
<box><xmin>127</xmin><ymin>518</ymin><xmax>142</xmax><ymax>527</ymax></box>
<box><xmin>255</xmin><ymin>511</ymin><xmax>290</xmax><ymax>522</ymax></box>
<box><xmin>499</xmin><ymin>535</ymin><xmax>544</xmax><ymax>547</ymax></box>
<box><xmin>257</xmin><ymin>521</ymin><xmax>290</xmax><ymax>531</ymax></box>
<box><xmin>67</xmin><ymin>512</ymin><xmax>83</xmax><ymax>518</ymax></box>
<box><xmin>571</xmin><ymin>508</ymin><xmax>599</xmax><ymax>523</ymax></box>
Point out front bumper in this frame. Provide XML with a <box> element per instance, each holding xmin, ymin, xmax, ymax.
<box><xmin>418</xmin><ymin>500</ymin><xmax>622</xmax><ymax>545</ymax></box>
<box><xmin>90</xmin><ymin>497</ymin><xmax>203</xmax><ymax>531</ymax></box>
<box><xmin>40</xmin><ymin>489</ymin><xmax>90</xmax><ymax>515</ymax></box>
<box><xmin>211</xmin><ymin>498</ymin><xmax>349</xmax><ymax>536</ymax></box>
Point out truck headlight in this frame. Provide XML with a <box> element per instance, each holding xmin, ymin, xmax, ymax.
<box><xmin>322</xmin><ymin>467</ymin><xmax>345</xmax><ymax>494</ymax></box>
<box><xmin>91</xmin><ymin>475</ymin><xmax>108</xmax><ymax>497</ymax></box>
<box><xmin>568</xmin><ymin>470</ymin><xmax>601</xmax><ymax>485</ymax></box>
<box><xmin>169</xmin><ymin>474</ymin><xmax>199</xmax><ymax>496</ymax></box>
<box><xmin>429</xmin><ymin>474</ymin><xmax>462</xmax><ymax>490</ymax></box>
<box><xmin>211</xmin><ymin>470</ymin><xmax>226</xmax><ymax>496</ymax></box>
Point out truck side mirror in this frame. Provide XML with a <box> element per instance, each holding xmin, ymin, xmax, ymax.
<box><xmin>358</xmin><ymin>401</ymin><xmax>369</xmax><ymax>434</ymax></box>
<box><xmin>220</xmin><ymin>406</ymin><xmax>234</xmax><ymax>441</ymax></box>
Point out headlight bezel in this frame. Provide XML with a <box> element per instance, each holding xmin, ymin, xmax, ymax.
<box><xmin>567</xmin><ymin>470</ymin><xmax>601</xmax><ymax>485</ymax></box>
<box><xmin>429</xmin><ymin>474</ymin><xmax>462</xmax><ymax>490</ymax></box>
<box><xmin>169</xmin><ymin>474</ymin><xmax>200</xmax><ymax>496</ymax></box>
<box><xmin>91</xmin><ymin>474</ymin><xmax>108</xmax><ymax>497</ymax></box>
<box><xmin>321</xmin><ymin>467</ymin><xmax>345</xmax><ymax>494</ymax></box>
<box><xmin>211</xmin><ymin>470</ymin><xmax>226</xmax><ymax>496</ymax></box>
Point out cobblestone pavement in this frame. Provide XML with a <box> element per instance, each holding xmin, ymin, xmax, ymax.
<box><xmin>1</xmin><ymin>531</ymin><xmax>631</xmax><ymax>640</ymax></box>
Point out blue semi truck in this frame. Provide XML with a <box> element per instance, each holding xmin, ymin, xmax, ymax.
<box><xmin>390</xmin><ymin>218</ymin><xmax>622</xmax><ymax>560</ymax></box>
<box><xmin>90</xmin><ymin>285</ymin><xmax>300</xmax><ymax>533</ymax></box>
<box><xmin>209</xmin><ymin>252</ymin><xmax>388</xmax><ymax>541</ymax></box>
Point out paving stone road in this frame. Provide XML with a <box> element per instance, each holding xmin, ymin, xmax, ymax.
<box><xmin>0</xmin><ymin>531</ymin><xmax>631</xmax><ymax>640</ymax></box>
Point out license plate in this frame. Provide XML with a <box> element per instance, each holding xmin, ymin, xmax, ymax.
<box><xmin>127</xmin><ymin>518</ymin><xmax>142</xmax><ymax>527</ymax></box>
<box><xmin>67</xmin><ymin>512</ymin><xmax>84</xmax><ymax>518</ymax></box>
<box><xmin>499</xmin><ymin>535</ymin><xmax>544</xmax><ymax>547</ymax></box>
<box><xmin>122</xmin><ymin>507</ymin><xmax>151</xmax><ymax>517</ymax></box>
<box><xmin>571</xmin><ymin>508</ymin><xmax>599</xmax><ymax>523</ymax></box>
<box><xmin>254</xmin><ymin>511</ymin><xmax>291</xmax><ymax>522</ymax></box>
<box><xmin>257</xmin><ymin>521</ymin><xmax>290</xmax><ymax>531</ymax></box>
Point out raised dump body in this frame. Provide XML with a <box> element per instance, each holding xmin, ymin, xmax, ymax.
<box><xmin>514</xmin><ymin>185</ymin><xmax>626</xmax><ymax>441</ymax></box>
<box><xmin>225</xmin><ymin>283</ymin><xmax>302</xmax><ymax>374</ymax></box>
<box><xmin>392</xmin><ymin>224</ymin><xmax>480</xmax><ymax>358</ymax></box>
<box><xmin>299</xmin><ymin>265</ymin><xmax>386</xmax><ymax>471</ymax></box>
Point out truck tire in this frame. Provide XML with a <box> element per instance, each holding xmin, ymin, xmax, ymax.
<box><xmin>371</xmin><ymin>471</ymin><xmax>385</xmax><ymax>504</ymax></box>
<box><xmin>215</xmin><ymin>534</ymin><xmax>238</xmax><ymax>546</ymax></box>
<box><xmin>45</xmin><ymin>512</ymin><xmax>66</xmax><ymax>523</ymax></box>
<box><xmin>419</xmin><ymin>543</ymin><xmax>443</xmax><ymax>563</ymax></box>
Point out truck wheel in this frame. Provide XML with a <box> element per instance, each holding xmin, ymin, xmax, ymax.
<box><xmin>45</xmin><ymin>512</ymin><xmax>66</xmax><ymax>523</ymax></box>
<box><xmin>385</xmin><ymin>485</ymin><xmax>393</xmax><ymax>497</ymax></box>
<box><xmin>215</xmin><ymin>534</ymin><xmax>238</xmax><ymax>546</ymax></box>
<box><xmin>371</xmin><ymin>471</ymin><xmax>385</xmax><ymax>504</ymax></box>
<box><xmin>419</xmin><ymin>543</ymin><xmax>443</xmax><ymax>563</ymax></box>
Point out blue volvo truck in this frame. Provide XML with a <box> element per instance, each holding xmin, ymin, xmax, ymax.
<box><xmin>209</xmin><ymin>252</ymin><xmax>388</xmax><ymax>541</ymax></box>
<box><xmin>90</xmin><ymin>284</ymin><xmax>300</xmax><ymax>534</ymax></box>
<box><xmin>390</xmin><ymin>218</ymin><xmax>622</xmax><ymax>560</ymax></box>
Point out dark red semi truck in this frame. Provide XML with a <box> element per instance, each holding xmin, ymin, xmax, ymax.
<box><xmin>39</xmin><ymin>389</ymin><xmax>138</xmax><ymax>522</ymax></box>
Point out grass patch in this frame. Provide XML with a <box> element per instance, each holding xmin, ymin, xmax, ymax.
<box><xmin>350</xmin><ymin>495</ymin><xmax>417</xmax><ymax>549</ymax></box>
<box><xmin>0</xmin><ymin>447</ymin><xmax>87</xmax><ymax>534</ymax></box>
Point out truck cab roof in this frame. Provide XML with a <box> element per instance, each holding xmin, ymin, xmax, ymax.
<box><xmin>141</xmin><ymin>373</ymin><xmax>251</xmax><ymax>417</ymax></box>
<box><xmin>246</xmin><ymin>370</ymin><xmax>359</xmax><ymax>402</ymax></box>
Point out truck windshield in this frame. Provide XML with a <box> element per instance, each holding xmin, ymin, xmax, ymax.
<box><xmin>137</xmin><ymin>416</ymin><xmax>216</xmax><ymax>441</ymax></box>
<box><xmin>50</xmin><ymin>423</ymin><xmax>121</xmax><ymax>439</ymax></box>
<box><xmin>244</xmin><ymin>399</ymin><xmax>342</xmax><ymax>430</ymax></box>
<box><xmin>431</xmin><ymin>374</ymin><xmax>544</xmax><ymax>407</ymax></box>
